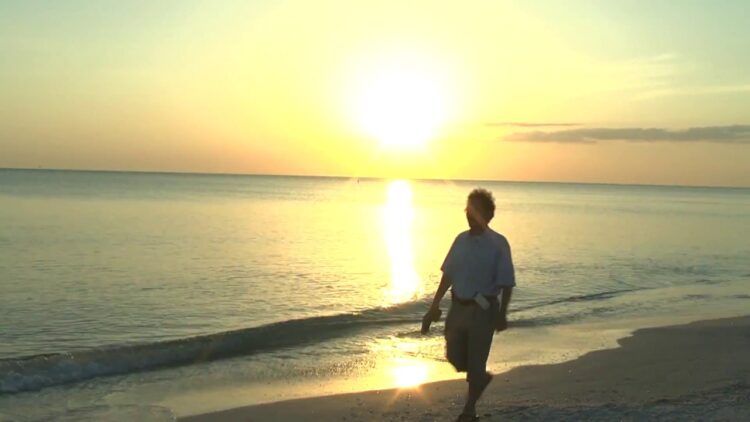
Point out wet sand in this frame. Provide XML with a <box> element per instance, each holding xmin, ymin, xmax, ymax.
<box><xmin>181</xmin><ymin>316</ymin><xmax>750</xmax><ymax>421</ymax></box>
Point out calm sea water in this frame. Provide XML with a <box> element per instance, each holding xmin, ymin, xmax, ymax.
<box><xmin>1</xmin><ymin>169</ymin><xmax>749</xmax><ymax>420</ymax></box>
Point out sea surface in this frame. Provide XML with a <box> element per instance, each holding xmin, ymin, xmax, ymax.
<box><xmin>1</xmin><ymin>169</ymin><xmax>749</xmax><ymax>421</ymax></box>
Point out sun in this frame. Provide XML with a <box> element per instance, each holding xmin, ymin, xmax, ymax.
<box><xmin>349</xmin><ymin>57</ymin><xmax>452</xmax><ymax>150</ymax></box>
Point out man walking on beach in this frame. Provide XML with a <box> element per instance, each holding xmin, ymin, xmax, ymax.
<box><xmin>423</xmin><ymin>188</ymin><xmax>515</xmax><ymax>422</ymax></box>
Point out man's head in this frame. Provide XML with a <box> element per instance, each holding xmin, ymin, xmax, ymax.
<box><xmin>465</xmin><ymin>188</ymin><xmax>495</xmax><ymax>231</ymax></box>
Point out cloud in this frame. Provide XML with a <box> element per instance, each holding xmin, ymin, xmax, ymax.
<box><xmin>503</xmin><ymin>125</ymin><xmax>750</xmax><ymax>144</ymax></box>
<box><xmin>485</xmin><ymin>122</ymin><xmax>581</xmax><ymax>128</ymax></box>
<box><xmin>635</xmin><ymin>84</ymin><xmax>750</xmax><ymax>100</ymax></box>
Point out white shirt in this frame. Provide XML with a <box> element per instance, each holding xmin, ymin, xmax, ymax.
<box><xmin>440</xmin><ymin>228</ymin><xmax>515</xmax><ymax>300</ymax></box>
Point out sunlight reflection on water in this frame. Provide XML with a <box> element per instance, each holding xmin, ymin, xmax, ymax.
<box><xmin>383</xmin><ymin>180</ymin><xmax>422</xmax><ymax>304</ymax></box>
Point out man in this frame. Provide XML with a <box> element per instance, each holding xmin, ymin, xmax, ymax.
<box><xmin>423</xmin><ymin>188</ymin><xmax>515</xmax><ymax>422</ymax></box>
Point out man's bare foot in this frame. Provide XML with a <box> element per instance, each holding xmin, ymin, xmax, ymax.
<box><xmin>461</xmin><ymin>372</ymin><xmax>493</xmax><ymax>418</ymax></box>
<box><xmin>455</xmin><ymin>413</ymin><xmax>479</xmax><ymax>422</ymax></box>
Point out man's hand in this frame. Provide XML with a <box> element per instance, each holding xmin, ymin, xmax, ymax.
<box><xmin>424</xmin><ymin>274</ymin><xmax>451</xmax><ymax>334</ymax></box>
<box><xmin>494</xmin><ymin>312</ymin><xmax>508</xmax><ymax>332</ymax></box>
<box><xmin>421</xmin><ymin>306</ymin><xmax>442</xmax><ymax>334</ymax></box>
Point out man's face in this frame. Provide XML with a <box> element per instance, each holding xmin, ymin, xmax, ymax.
<box><xmin>465</xmin><ymin>199</ymin><xmax>487</xmax><ymax>230</ymax></box>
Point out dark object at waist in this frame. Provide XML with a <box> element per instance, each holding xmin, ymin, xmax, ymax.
<box><xmin>451</xmin><ymin>291</ymin><xmax>498</xmax><ymax>305</ymax></box>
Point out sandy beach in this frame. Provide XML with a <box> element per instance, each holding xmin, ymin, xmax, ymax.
<box><xmin>182</xmin><ymin>315</ymin><xmax>750</xmax><ymax>421</ymax></box>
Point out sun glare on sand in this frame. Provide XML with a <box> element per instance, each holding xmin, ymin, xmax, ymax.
<box><xmin>349</xmin><ymin>56</ymin><xmax>453</xmax><ymax>150</ymax></box>
<box><xmin>391</xmin><ymin>359</ymin><xmax>429</xmax><ymax>388</ymax></box>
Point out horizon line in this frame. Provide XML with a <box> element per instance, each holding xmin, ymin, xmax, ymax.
<box><xmin>1</xmin><ymin>166</ymin><xmax>748</xmax><ymax>190</ymax></box>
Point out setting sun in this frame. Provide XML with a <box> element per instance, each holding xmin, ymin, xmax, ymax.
<box><xmin>348</xmin><ymin>56</ymin><xmax>453</xmax><ymax>150</ymax></box>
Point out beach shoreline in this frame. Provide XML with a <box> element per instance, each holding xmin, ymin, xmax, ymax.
<box><xmin>181</xmin><ymin>315</ymin><xmax>750</xmax><ymax>421</ymax></box>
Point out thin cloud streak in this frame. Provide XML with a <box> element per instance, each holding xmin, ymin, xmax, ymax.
<box><xmin>503</xmin><ymin>125</ymin><xmax>750</xmax><ymax>144</ymax></box>
<box><xmin>635</xmin><ymin>84</ymin><xmax>750</xmax><ymax>100</ymax></box>
<box><xmin>486</xmin><ymin>122</ymin><xmax>581</xmax><ymax>128</ymax></box>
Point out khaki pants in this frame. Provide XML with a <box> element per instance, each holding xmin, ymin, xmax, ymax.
<box><xmin>444</xmin><ymin>299</ymin><xmax>497</xmax><ymax>383</ymax></box>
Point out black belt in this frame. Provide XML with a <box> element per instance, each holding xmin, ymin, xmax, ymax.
<box><xmin>451</xmin><ymin>291</ymin><xmax>497</xmax><ymax>305</ymax></box>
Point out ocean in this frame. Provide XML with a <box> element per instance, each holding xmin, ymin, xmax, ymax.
<box><xmin>1</xmin><ymin>169</ymin><xmax>749</xmax><ymax>421</ymax></box>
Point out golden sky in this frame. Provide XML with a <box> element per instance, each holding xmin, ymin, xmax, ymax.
<box><xmin>1</xmin><ymin>1</ymin><xmax>749</xmax><ymax>186</ymax></box>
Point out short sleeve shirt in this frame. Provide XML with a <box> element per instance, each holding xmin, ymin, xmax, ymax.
<box><xmin>440</xmin><ymin>228</ymin><xmax>515</xmax><ymax>300</ymax></box>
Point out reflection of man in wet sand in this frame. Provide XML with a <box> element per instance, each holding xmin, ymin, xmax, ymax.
<box><xmin>423</xmin><ymin>188</ymin><xmax>515</xmax><ymax>422</ymax></box>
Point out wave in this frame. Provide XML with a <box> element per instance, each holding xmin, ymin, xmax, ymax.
<box><xmin>0</xmin><ymin>288</ymin><xmax>639</xmax><ymax>394</ymax></box>
<box><xmin>517</xmin><ymin>288</ymin><xmax>642</xmax><ymax>310</ymax></box>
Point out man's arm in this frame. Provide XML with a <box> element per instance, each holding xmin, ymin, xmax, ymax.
<box><xmin>494</xmin><ymin>236</ymin><xmax>515</xmax><ymax>332</ymax></box>
<box><xmin>429</xmin><ymin>273</ymin><xmax>452</xmax><ymax>311</ymax></box>
<box><xmin>499</xmin><ymin>286</ymin><xmax>513</xmax><ymax>316</ymax></box>
<box><xmin>426</xmin><ymin>235</ymin><xmax>457</xmax><ymax>325</ymax></box>
<box><xmin>422</xmin><ymin>273</ymin><xmax>451</xmax><ymax>333</ymax></box>
<box><xmin>495</xmin><ymin>287</ymin><xmax>512</xmax><ymax>332</ymax></box>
